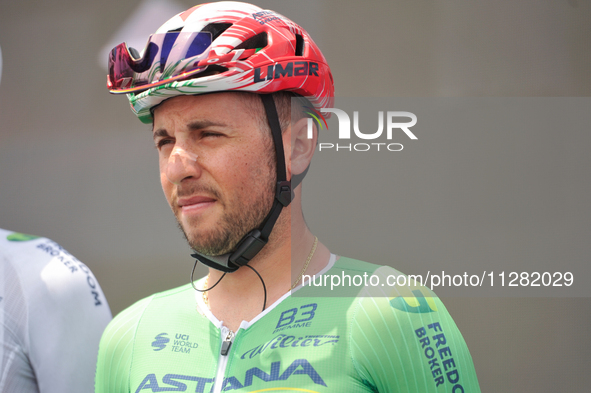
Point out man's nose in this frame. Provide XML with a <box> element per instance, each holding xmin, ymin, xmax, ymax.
<box><xmin>164</xmin><ymin>145</ymin><xmax>201</xmax><ymax>185</ymax></box>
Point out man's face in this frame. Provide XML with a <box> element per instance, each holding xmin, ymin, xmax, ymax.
<box><xmin>152</xmin><ymin>93</ymin><xmax>276</xmax><ymax>256</ymax></box>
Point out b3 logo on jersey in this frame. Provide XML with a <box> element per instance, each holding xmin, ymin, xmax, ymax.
<box><xmin>273</xmin><ymin>303</ymin><xmax>317</xmax><ymax>334</ymax></box>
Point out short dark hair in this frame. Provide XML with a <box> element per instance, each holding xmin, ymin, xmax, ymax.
<box><xmin>238</xmin><ymin>91</ymin><xmax>308</xmax><ymax>134</ymax></box>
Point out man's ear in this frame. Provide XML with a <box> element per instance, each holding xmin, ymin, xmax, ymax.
<box><xmin>288</xmin><ymin>117</ymin><xmax>317</xmax><ymax>180</ymax></box>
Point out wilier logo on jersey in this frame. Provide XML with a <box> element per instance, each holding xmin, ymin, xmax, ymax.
<box><xmin>241</xmin><ymin>334</ymin><xmax>339</xmax><ymax>360</ymax></box>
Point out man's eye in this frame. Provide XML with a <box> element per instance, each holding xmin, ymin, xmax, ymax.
<box><xmin>156</xmin><ymin>139</ymin><xmax>174</xmax><ymax>149</ymax></box>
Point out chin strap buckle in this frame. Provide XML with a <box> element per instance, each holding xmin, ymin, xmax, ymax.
<box><xmin>229</xmin><ymin>229</ymin><xmax>267</xmax><ymax>266</ymax></box>
<box><xmin>276</xmin><ymin>181</ymin><xmax>292</xmax><ymax>207</ymax></box>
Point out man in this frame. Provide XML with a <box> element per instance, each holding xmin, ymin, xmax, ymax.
<box><xmin>96</xmin><ymin>2</ymin><xmax>480</xmax><ymax>392</ymax></box>
<box><xmin>0</xmin><ymin>229</ymin><xmax>112</xmax><ymax>392</ymax></box>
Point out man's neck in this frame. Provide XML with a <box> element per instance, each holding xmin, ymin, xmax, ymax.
<box><xmin>203</xmin><ymin>226</ymin><xmax>330</xmax><ymax>331</ymax></box>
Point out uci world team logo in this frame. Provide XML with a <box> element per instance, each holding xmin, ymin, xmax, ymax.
<box><xmin>152</xmin><ymin>333</ymin><xmax>170</xmax><ymax>351</ymax></box>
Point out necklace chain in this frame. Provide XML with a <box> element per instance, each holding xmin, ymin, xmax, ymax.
<box><xmin>291</xmin><ymin>236</ymin><xmax>318</xmax><ymax>290</ymax></box>
<box><xmin>202</xmin><ymin>275</ymin><xmax>210</xmax><ymax>308</ymax></box>
<box><xmin>202</xmin><ymin>236</ymin><xmax>318</xmax><ymax>307</ymax></box>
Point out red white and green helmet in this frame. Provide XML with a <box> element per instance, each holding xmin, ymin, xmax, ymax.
<box><xmin>108</xmin><ymin>1</ymin><xmax>334</xmax><ymax>123</ymax></box>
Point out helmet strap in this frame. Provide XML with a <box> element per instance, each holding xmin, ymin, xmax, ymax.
<box><xmin>191</xmin><ymin>94</ymin><xmax>291</xmax><ymax>272</ymax></box>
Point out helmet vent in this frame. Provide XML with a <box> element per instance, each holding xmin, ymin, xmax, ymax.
<box><xmin>201</xmin><ymin>23</ymin><xmax>232</xmax><ymax>41</ymax></box>
<box><xmin>195</xmin><ymin>64</ymin><xmax>229</xmax><ymax>78</ymax></box>
<box><xmin>235</xmin><ymin>32</ymin><xmax>268</xmax><ymax>51</ymax></box>
<box><xmin>295</xmin><ymin>34</ymin><xmax>305</xmax><ymax>56</ymax></box>
<box><xmin>128</xmin><ymin>47</ymin><xmax>141</xmax><ymax>60</ymax></box>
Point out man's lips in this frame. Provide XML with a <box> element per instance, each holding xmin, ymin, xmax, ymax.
<box><xmin>177</xmin><ymin>195</ymin><xmax>217</xmax><ymax>213</ymax></box>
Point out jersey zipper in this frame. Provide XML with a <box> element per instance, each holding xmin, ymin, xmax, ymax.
<box><xmin>212</xmin><ymin>326</ymin><xmax>235</xmax><ymax>393</ymax></box>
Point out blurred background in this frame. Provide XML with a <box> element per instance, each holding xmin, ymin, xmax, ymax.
<box><xmin>0</xmin><ymin>0</ymin><xmax>589</xmax><ymax>391</ymax></box>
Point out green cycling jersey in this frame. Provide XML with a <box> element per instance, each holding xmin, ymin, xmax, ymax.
<box><xmin>95</xmin><ymin>256</ymin><xmax>480</xmax><ymax>392</ymax></box>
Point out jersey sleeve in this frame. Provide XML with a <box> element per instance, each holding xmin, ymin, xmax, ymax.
<box><xmin>1</xmin><ymin>233</ymin><xmax>113</xmax><ymax>393</ymax></box>
<box><xmin>95</xmin><ymin>297</ymin><xmax>152</xmax><ymax>393</ymax></box>
<box><xmin>1</xmin><ymin>252</ymin><xmax>38</xmax><ymax>392</ymax></box>
<box><xmin>349</xmin><ymin>267</ymin><xmax>480</xmax><ymax>393</ymax></box>
<box><xmin>30</xmin><ymin>262</ymin><xmax>113</xmax><ymax>393</ymax></box>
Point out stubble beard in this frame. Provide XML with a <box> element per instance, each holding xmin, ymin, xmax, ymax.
<box><xmin>175</xmin><ymin>151</ymin><xmax>276</xmax><ymax>256</ymax></box>
<box><xmin>176</xmin><ymin>188</ymin><xmax>274</xmax><ymax>256</ymax></box>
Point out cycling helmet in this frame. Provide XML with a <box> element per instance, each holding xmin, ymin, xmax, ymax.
<box><xmin>108</xmin><ymin>1</ymin><xmax>334</xmax><ymax>123</ymax></box>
